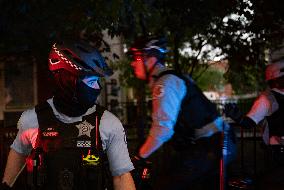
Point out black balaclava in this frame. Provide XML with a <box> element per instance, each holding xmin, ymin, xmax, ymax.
<box><xmin>52</xmin><ymin>70</ymin><xmax>101</xmax><ymax>117</ymax></box>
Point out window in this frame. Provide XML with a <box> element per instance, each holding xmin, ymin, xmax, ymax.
<box><xmin>0</xmin><ymin>54</ymin><xmax>37</xmax><ymax>125</ymax></box>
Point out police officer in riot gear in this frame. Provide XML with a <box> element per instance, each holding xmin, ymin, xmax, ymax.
<box><xmin>128</xmin><ymin>35</ymin><xmax>236</xmax><ymax>190</ymax></box>
<box><xmin>1</xmin><ymin>39</ymin><xmax>136</xmax><ymax>190</ymax></box>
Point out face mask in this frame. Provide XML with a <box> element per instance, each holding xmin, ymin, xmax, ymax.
<box><xmin>53</xmin><ymin>71</ymin><xmax>101</xmax><ymax>117</ymax></box>
<box><xmin>75</xmin><ymin>80</ymin><xmax>101</xmax><ymax>109</ymax></box>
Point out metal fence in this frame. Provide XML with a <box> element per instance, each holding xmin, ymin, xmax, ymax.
<box><xmin>1</xmin><ymin>97</ymin><xmax>270</xmax><ymax>189</ymax></box>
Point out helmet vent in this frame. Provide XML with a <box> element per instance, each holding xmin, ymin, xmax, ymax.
<box><xmin>50</xmin><ymin>58</ymin><xmax>60</xmax><ymax>63</ymax></box>
<box><xmin>73</xmin><ymin>57</ymin><xmax>93</xmax><ymax>71</ymax></box>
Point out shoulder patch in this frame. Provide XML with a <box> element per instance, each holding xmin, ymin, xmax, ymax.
<box><xmin>153</xmin><ymin>84</ymin><xmax>165</xmax><ymax>98</ymax></box>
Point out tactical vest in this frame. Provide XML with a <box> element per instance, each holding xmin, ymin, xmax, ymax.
<box><xmin>154</xmin><ymin>70</ymin><xmax>220</xmax><ymax>148</ymax></box>
<box><xmin>266</xmin><ymin>91</ymin><xmax>284</xmax><ymax>137</ymax></box>
<box><xmin>27</xmin><ymin>101</ymin><xmax>112</xmax><ymax>190</ymax></box>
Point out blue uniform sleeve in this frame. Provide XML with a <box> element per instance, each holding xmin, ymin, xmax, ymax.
<box><xmin>150</xmin><ymin>74</ymin><xmax>187</xmax><ymax>143</ymax></box>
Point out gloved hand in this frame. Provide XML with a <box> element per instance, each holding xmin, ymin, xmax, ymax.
<box><xmin>131</xmin><ymin>154</ymin><xmax>152</xmax><ymax>182</ymax></box>
<box><xmin>131</xmin><ymin>155</ymin><xmax>148</xmax><ymax>167</ymax></box>
<box><xmin>224</xmin><ymin>103</ymin><xmax>243</xmax><ymax>123</ymax></box>
<box><xmin>0</xmin><ymin>182</ymin><xmax>12</xmax><ymax>190</ymax></box>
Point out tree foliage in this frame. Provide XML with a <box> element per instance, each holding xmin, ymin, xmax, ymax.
<box><xmin>0</xmin><ymin>0</ymin><xmax>283</xmax><ymax>93</ymax></box>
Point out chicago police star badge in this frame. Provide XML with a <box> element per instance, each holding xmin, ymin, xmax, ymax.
<box><xmin>76</xmin><ymin>120</ymin><xmax>95</xmax><ymax>137</ymax></box>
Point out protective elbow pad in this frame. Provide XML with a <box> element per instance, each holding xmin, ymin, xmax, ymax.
<box><xmin>239</xmin><ymin>116</ymin><xmax>257</xmax><ymax>128</ymax></box>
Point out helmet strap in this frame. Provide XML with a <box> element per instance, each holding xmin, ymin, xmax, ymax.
<box><xmin>145</xmin><ymin>59</ymin><xmax>159</xmax><ymax>83</ymax></box>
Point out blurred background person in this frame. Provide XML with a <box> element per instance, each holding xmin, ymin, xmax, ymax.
<box><xmin>128</xmin><ymin>35</ymin><xmax>236</xmax><ymax>190</ymax></box>
<box><xmin>224</xmin><ymin>55</ymin><xmax>284</xmax><ymax>190</ymax></box>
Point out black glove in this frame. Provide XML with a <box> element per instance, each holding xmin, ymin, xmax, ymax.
<box><xmin>131</xmin><ymin>155</ymin><xmax>152</xmax><ymax>183</ymax></box>
<box><xmin>0</xmin><ymin>182</ymin><xmax>12</xmax><ymax>190</ymax></box>
<box><xmin>131</xmin><ymin>155</ymin><xmax>148</xmax><ymax>167</ymax></box>
<box><xmin>224</xmin><ymin>103</ymin><xmax>243</xmax><ymax>123</ymax></box>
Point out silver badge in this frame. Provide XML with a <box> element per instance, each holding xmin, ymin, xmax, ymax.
<box><xmin>76</xmin><ymin>120</ymin><xmax>95</xmax><ymax>137</ymax></box>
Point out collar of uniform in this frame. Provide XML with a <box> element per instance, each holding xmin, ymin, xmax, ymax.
<box><xmin>149</xmin><ymin>65</ymin><xmax>170</xmax><ymax>89</ymax></box>
<box><xmin>47</xmin><ymin>97</ymin><xmax>97</xmax><ymax>123</ymax></box>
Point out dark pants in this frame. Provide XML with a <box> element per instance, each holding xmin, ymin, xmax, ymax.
<box><xmin>153</xmin><ymin>133</ymin><xmax>223</xmax><ymax>190</ymax></box>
